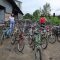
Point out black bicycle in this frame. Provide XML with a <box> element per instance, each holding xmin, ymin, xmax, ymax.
<box><xmin>47</xmin><ymin>26</ymin><xmax>60</xmax><ymax>44</ymax></box>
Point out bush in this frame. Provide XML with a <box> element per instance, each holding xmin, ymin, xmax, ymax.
<box><xmin>50</xmin><ymin>16</ymin><xmax>60</xmax><ymax>25</ymax></box>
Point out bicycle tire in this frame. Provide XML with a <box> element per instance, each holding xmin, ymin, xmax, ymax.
<box><xmin>11</xmin><ymin>35</ymin><xmax>16</xmax><ymax>45</ymax></box>
<box><xmin>0</xmin><ymin>33</ymin><xmax>5</xmax><ymax>45</ymax></box>
<box><xmin>57</xmin><ymin>35</ymin><xmax>60</xmax><ymax>42</ymax></box>
<box><xmin>35</xmin><ymin>48</ymin><xmax>42</xmax><ymax>60</ymax></box>
<box><xmin>17</xmin><ymin>41</ymin><xmax>25</xmax><ymax>52</ymax></box>
<box><xmin>48</xmin><ymin>34</ymin><xmax>56</xmax><ymax>44</ymax></box>
<box><xmin>41</xmin><ymin>37</ymin><xmax>48</xmax><ymax>49</ymax></box>
<box><xmin>28</xmin><ymin>38</ymin><xmax>32</xmax><ymax>45</ymax></box>
<box><xmin>31</xmin><ymin>41</ymin><xmax>35</xmax><ymax>50</ymax></box>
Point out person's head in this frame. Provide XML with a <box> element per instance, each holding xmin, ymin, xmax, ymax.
<box><xmin>41</xmin><ymin>14</ymin><xmax>44</xmax><ymax>17</ymax></box>
<box><xmin>11</xmin><ymin>14</ymin><xmax>14</xmax><ymax>17</ymax></box>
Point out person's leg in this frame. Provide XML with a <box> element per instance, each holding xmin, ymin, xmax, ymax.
<box><xmin>9</xmin><ymin>23</ymin><xmax>13</xmax><ymax>34</ymax></box>
<box><xmin>12</xmin><ymin>22</ymin><xmax>15</xmax><ymax>29</ymax></box>
<box><xmin>10</xmin><ymin>23</ymin><xmax>12</xmax><ymax>29</ymax></box>
<box><xmin>11</xmin><ymin>23</ymin><xmax>14</xmax><ymax>34</ymax></box>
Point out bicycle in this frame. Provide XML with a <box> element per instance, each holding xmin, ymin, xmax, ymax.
<box><xmin>46</xmin><ymin>26</ymin><xmax>59</xmax><ymax>44</ymax></box>
<box><xmin>29</xmin><ymin>26</ymin><xmax>48</xmax><ymax>50</ymax></box>
<box><xmin>28</xmin><ymin>30</ymin><xmax>47</xmax><ymax>60</ymax></box>
<box><xmin>47</xmin><ymin>30</ymin><xmax>56</xmax><ymax>44</ymax></box>
<box><xmin>35</xmin><ymin>46</ymin><xmax>42</xmax><ymax>60</ymax></box>
<box><xmin>34</xmin><ymin>32</ymin><xmax>42</xmax><ymax>60</ymax></box>
<box><xmin>39</xmin><ymin>27</ymin><xmax>48</xmax><ymax>49</ymax></box>
<box><xmin>11</xmin><ymin>28</ymin><xmax>25</xmax><ymax>53</ymax></box>
<box><xmin>0</xmin><ymin>27</ymin><xmax>12</xmax><ymax>45</ymax></box>
<box><xmin>28</xmin><ymin>34</ymin><xmax>35</xmax><ymax>50</ymax></box>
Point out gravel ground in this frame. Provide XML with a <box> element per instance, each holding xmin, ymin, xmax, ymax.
<box><xmin>0</xmin><ymin>37</ymin><xmax>35</xmax><ymax>60</ymax></box>
<box><xmin>0</xmin><ymin>37</ymin><xmax>60</xmax><ymax>60</ymax></box>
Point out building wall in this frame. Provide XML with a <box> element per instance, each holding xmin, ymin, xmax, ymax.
<box><xmin>5</xmin><ymin>13</ymin><xmax>11</xmax><ymax>21</ymax></box>
<box><xmin>0</xmin><ymin>0</ymin><xmax>13</xmax><ymax>22</ymax></box>
<box><xmin>18</xmin><ymin>13</ymin><xmax>23</xmax><ymax>20</ymax></box>
<box><xmin>0</xmin><ymin>0</ymin><xmax>12</xmax><ymax>13</ymax></box>
<box><xmin>0</xmin><ymin>0</ymin><xmax>23</xmax><ymax>22</ymax></box>
<box><xmin>0</xmin><ymin>10</ymin><xmax>5</xmax><ymax>23</ymax></box>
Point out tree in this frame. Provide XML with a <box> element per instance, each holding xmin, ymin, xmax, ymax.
<box><xmin>42</xmin><ymin>3</ymin><xmax>51</xmax><ymax>16</ymax></box>
<box><xmin>39</xmin><ymin>8</ymin><xmax>42</xmax><ymax>16</ymax></box>
<box><xmin>23</xmin><ymin>13</ymin><xmax>33</xmax><ymax>20</ymax></box>
<box><xmin>33</xmin><ymin>10</ymin><xmax>41</xmax><ymax>21</ymax></box>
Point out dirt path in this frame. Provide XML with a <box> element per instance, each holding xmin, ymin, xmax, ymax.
<box><xmin>42</xmin><ymin>42</ymin><xmax>60</xmax><ymax>60</ymax></box>
<box><xmin>0</xmin><ymin>37</ymin><xmax>60</xmax><ymax>60</ymax></box>
<box><xmin>0</xmin><ymin>37</ymin><xmax>35</xmax><ymax>60</ymax></box>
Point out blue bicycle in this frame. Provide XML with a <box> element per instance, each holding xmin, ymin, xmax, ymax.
<box><xmin>0</xmin><ymin>27</ymin><xmax>13</xmax><ymax>45</ymax></box>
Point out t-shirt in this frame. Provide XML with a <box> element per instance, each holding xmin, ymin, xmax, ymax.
<box><xmin>9</xmin><ymin>16</ymin><xmax>15</xmax><ymax>23</ymax></box>
<box><xmin>39</xmin><ymin>17</ymin><xmax>46</xmax><ymax>24</ymax></box>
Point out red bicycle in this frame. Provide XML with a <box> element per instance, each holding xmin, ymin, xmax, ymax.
<box><xmin>11</xmin><ymin>31</ymin><xmax>25</xmax><ymax>52</ymax></box>
<box><xmin>18</xmin><ymin>32</ymin><xmax>25</xmax><ymax>52</ymax></box>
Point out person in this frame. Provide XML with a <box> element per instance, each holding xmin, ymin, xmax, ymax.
<box><xmin>29</xmin><ymin>26</ymin><xmax>33</xmax><ymax>36</ymax></box>
<box><xmin>9</xmin><ymin>14</ymin><xmax>15</xmax><ymax>34</ymax></box>
<box><xmin>39</xmin><ymin>14</ymin><xmax>47</xmax><ymax>28</ymax></box>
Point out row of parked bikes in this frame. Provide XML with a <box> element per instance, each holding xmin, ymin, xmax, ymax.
<box><xmin>0</xmin><ymin>20</ymin><xmax>60</xmax><ymax>60</ymax></box>
<box><xmin>0</xmin><ymin>21</ymin><xmax>25</xmax><ymax>53</ymax></box>
<box><xmin>27</xmin><ymin>25</ymin><xmax>60</xmax><ymax>60</ymax></box>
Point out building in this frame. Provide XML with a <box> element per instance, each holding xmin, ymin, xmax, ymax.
<box><xmin>0</xmin><ymin>0</ymin><xmax>23</xmax><ymax>24</ymax></box>
<box><xmin>14</xmin><ymin>0</ymin><xmax>23</xmax><ymax>20</ymax></box>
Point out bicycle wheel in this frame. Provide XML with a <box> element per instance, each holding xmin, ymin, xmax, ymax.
<box><xmin>41</xmin><ymin>37</ymin><xmax>48</xmax><ymax>49</ymax></box>
<box><xmin>30</xmin><ymin>41</ymin><xmax>35</xmax><ymax>50</ymax></box>
<box><xmin>48</xmin><ymin>34</ymin><xmax>56</xmax><ymax>44</ymax></box>
<box><xmin>57</xmin><ymin>35</ymin><xmax>60</xmax><ymax>42</ymax></box>
<box><xmin>17</xmin><ymin>40</ymin><xmax>25</xmax><ymax>52</ymax></box>
<box><xmin>28</xmin><ymin>37</ymin><xmax>32</xmax><ymax>45</ymax></box>
<box><xmin>11</xmin><ymin>35</ymin><xmax>16</xmax><ymax>45</ymax></box>
<box><xmin>35</xmin><ymin>48</ymin><xmax>42</xmax><ymax>60</ymax></box>
<box><xmin>0</xmin><ymin>33</ymin><xmax>5</xmax><ymax>45</ymax></box>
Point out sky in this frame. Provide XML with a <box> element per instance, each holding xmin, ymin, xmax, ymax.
<box><xmin>18</xmin><ymin>0</ymin><xmax>60</xmax><ymax>15</ymax></box>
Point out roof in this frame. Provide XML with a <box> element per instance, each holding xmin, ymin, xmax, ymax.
<box><xmin>6</xmin><ymin>0</ymin><xmax>23</xmax><ymax>15</ymax></box>
<box><xmin>15</xmin><ymin>0</ymin><xmax>22</xmax><ymax>3</ymax></box>
<box><xmin>0</xmin><ymin>5</ymin><xmax>5</xmax><ymax>9</ymax></box>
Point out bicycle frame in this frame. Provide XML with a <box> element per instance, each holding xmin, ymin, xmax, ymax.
<box><xmin>34</xmin><ymin>33</ymin><xmax>41</xmax><ymax>48</ymax></box>
<box><xmin>34</xmin><ymin>29</ymin><xmax>47</xmax><ymax>50</ymax></box>
<box><xmin>3</xmin><ymin>27</ymin><xmax>12</xmax><ymax>37</ymax></box>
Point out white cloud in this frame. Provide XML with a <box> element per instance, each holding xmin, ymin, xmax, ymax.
<box><xmin>46</xmin><ymin>0</ymin><xmax>60</xmax><ymax>15</ymax></box>
<box><xmin>18</xmin><ymin>0</ymin><xmax>60</xmax><ymax>15</ymax></box>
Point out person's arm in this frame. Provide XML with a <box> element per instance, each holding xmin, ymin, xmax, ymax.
<box><xmin>45</xmin><ymin>17</ymin><xmax>47</xmax><ymax>22</ymax></box>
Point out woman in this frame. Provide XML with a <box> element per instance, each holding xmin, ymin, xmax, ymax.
<box><xmin>9</xmin><ymin>14</ymin><xmax>15</xmax><ymax>34</ymax></box>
